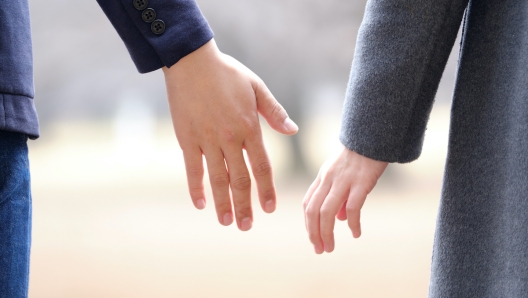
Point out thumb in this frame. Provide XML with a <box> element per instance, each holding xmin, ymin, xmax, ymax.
<box><xmin>254</xmin><ymin>80</ymin><xmax>298</xmax><ymax>135</ymax></box>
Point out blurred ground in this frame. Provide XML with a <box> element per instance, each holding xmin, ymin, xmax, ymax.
<box><xmin>28</xmin><ymin>103</ymin><xmax>450</xmax><ymax>298</ymax></box>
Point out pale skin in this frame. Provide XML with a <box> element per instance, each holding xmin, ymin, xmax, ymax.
<box><xmin>303</xmin><ymin>146</ymin><xmax>388</xmax><ymax>254</ymax></box>
<box><xmin>162</xmin><ymin>39</ymin><xmax>298</xmax><ymax>231</ymax></box>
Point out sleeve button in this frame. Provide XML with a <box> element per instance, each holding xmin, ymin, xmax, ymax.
<box><xmin>142</xmin><ymin>8</ymin><xmax>156</xmax><ymax>23</ymax></box>
<box><xmin>133</xmin><ymin>0</ymin><xmax>148</xmax><ymax>10</ymax></box>
<box><xmin>151</xmin><ymin>19</ymin><xmax>165</xmax><ymax>35</ymax></box>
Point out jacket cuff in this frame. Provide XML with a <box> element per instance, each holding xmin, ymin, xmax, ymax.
<box><xmin>0</xmin><ymin>93</ymin><xmax>40</xmax><ymax>139</ymax></box>
<box><xmin>97</xmin><ymin>0</ymin><xmax>214</xmax><ymax>73</ymax></box>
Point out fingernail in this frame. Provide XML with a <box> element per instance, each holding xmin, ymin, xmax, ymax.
<box><xmin>264</xmin><ymin>200</ymin><xmax>275</xmax><ymax>213</ymax></box>
<box><xmin>223</xmin><ymin>213</ymin><xmax>233</xmax><ymax>226</ymax></box>
<box><xmin>283</xmin><ymin>118</ymin><xmax>298</xmax><ymax>132</ymax></box>
<box><xmin>324</xmin><ymin>242</ymin><xmax>334</xmax><ymax>253</ymax></box>
<box><xmin>240</xmin><ymin>217</ymin><xmax>252</xmax><ymax>231</ymax></box>
<box><xmin>314</xmin><ymin>244</ymin><xmax>324</xmax><ymax>254</ymax></box>
<box><xmin>195</xmin><ymin>199</ymin><xmax>205</xmax><ymax>210</ymax></box>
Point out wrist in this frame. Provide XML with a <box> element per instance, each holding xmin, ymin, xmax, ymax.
<box><xmin>162</xmin><ymin>38</ymin><xmax>221</xmax><ymax>78</ymax></box>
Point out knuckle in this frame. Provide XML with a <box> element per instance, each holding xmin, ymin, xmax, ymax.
<box><xmin>232</xmin><ymin>176</ymin><xmax>251</xmax><ymax>191</ymax></box>
<box><xmin>305</xmin><ymin>205</ymin><xmax>319</xmax><ymax>218</ymax></box>
<box><xmin>271</xmin><ymin>101</ymin><xmax>287</xmax><ymax>120</ymax></box>
<box><xmin>348</xmin><ymin>220</ymin><xmax>359</xmax><ymax>231</ymax></box>
<box><xmin>346</xmin><ymin>204</ymin><xmax>360</xmax><ymax>214</ymax></box>
<box><xmin>320</xmin><ymin>229</ymin><xmax>332</xmax><ymax>241</ymax></box>
<box><xmin>242</xmin><ymin>117</ymin><xmax>259</xmax><ymax>133</ymax></box>
<box><xmin>324</xmin><ymin>167</ymin><xmax>336</xmax><ymax>178</ymax></box>
<box><xmin>188</xmin><ymin>186</ymin><xmax>204</xmax><ymax>197</ymax></box>
<box><xmin>307</xmin><ymin>231</ymin><xmax>320</xmax><ymax>243</ymax></box>
<box><xmin>320</xmin><ymin>207</ymin><xmax>333</xmax><ymax>219</ymax></box>
<box><xmin>186</xmin><ymin>166</ymin><xmax>204</xmax><ymax>177</ymax></box>
<box><xmin>236</xmin><ymin>206</ymin><xmax>252</xmax><ymax>217</ymax></box>
<box><xmin>302</xmin><ymin>199</ymin><xmax>309</xmax><ymax>210</ymax></box>
<box><xmin>223</xmin><ymin>129</ymin><xmax>236</xmax><ymax>143</ymax></box>
<box><xmin>254</xmin><ymin>161</ymin><xmax>272</xmax><ymax>177</ymax></box>
<box><xmin>319</xmin><ymin>174</ymin><xmax>334</xmax><ymax>187</ymax></box>
<box><xmin>211</xmin><ymin>173</ymin><xmax>230</xmax><ymax>187</ymax></box>
<box><xmin>214</xmin><ymin>199</ymin><xmax>232</xmax><ymax>211</ymax></box>
<box><xmin>261</xmin><ymin>188</ymin><xmax>275</xmax><ymax>202</ymax></box>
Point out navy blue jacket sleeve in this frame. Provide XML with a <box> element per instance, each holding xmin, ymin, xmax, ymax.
<box><xmin>0</xmin><ymin>0</ymin><xmax>40</xmax><ymax>139</ymax></box>
<box><xmin>96</xmin><ymin>0</ymin><xmax>214</xmax><ymax>73</ymax></box>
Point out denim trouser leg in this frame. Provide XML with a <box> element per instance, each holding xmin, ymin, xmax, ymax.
<box><xmin>0</xmin><ymin>130</ymin><xmax>31</xmax><ymax>298</ymax></box>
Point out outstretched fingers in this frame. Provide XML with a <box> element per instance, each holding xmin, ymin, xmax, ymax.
<box><xmin>223</xmin><ymin>147</ymin><xmax>254</xmax><ymax>231</ymax></box>
<box><xmin>346</xmin><ymin>187</ymin><xmax>369</xmax><ymax>238</ymax></box>
<box><xmin>182</xmin><ymin>146</ymin><xmax>206</xmax><ymax>210</ymax></box>
<box><xmin>244</xmin><ymin>134</ymin><xmax>277</xmax><ymax>214</ymax></box>
<box><xmin>303</xmin><ymin>175</ymin><xmax>321</xmax><ymax>230</ymax></box>
<box><xmin>305</xmin><ymin>179</ymin><xmax>332</xmax><ymax>254</ymax></box>
<box><xmin>204</xmin><ymin>148</ymin><xmax>234</xmax><ymax>226</ymax></box>
<box><xmin>336</xmin><ymin>201</ymin><xmax>348</xmax><ymax>221</ymax></box>
<box><xmin>319</xmin><ymin>184</ymin><xmax>350</xmax><ymax>252</ymax></box>
<box><xmin>254</xmin><ymin>80</ymin><xmax>298</xmax><ymax>135</ymax></box>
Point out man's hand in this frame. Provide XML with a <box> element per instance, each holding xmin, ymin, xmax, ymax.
<box><xmin>163</xmin><ymin>39</ymin><xmax>298</xmax><ymax>231</ymax></box>
<box><xmin>303</xmin><ymin>146</ymin><xmax>388</xmax><ymax>253</ymax></box>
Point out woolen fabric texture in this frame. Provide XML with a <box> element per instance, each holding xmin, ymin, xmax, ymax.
<box><xmin>0</xmin><ymin>131</ymin><xmax>32</xmax><ymax>298</ymax></box>
<box><xmin>340</xmin><ymin>0</ymin><xmax>528</xmax><ymax>296</ymax></box>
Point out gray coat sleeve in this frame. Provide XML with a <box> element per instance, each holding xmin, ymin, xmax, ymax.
<box><xmin>340</xmin><ymin>0</ymin><xmax>469</xmax><ymax>163</ymax></box>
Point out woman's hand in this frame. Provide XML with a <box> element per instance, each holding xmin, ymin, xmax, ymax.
<box><xmin>303</xmin><ymin>146</ymin><xmax>388</xmax><ymax>253</ymax></box>
<box><xmin>163</xmin><ymin>39</ymin><xmax>298</xmax><ymax>231</ymax></box>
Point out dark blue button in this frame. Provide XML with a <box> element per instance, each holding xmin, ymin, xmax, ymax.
<box><xmin>133</xmin><ymin>0</ymin><xmax>148</xmax><ymax>10</ymax></box>
<box><xmin>142</xmin><ymin>8</ymin><xmax>156</xmax><ymax>23</ymax></box>
<box><xmin>151</xmin><ymin>19</ymin><xmax>165</xmax><ymax>35</ymax></box>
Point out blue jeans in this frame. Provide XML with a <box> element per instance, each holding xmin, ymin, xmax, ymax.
<box><xmin>0</xmin><ymin>130</ymin><xmax>31</xmax><ymax>297</ymax></box>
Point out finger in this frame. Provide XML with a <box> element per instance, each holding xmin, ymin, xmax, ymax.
<box><xmin>305</xmin><ymin>179</ymin><xmax>332</xmax><ymax>254</ymax></box>
<box><xmin>303</xmin><ymin>175</ymin><xmax>321</xmax><ymax>211</ymax></box>
<box><xmin>319</xmin><ymin>184</ymin><xmax>350</xmax><ymax>253</ymax></box>
<box><xmin>204</xmin><ymin>148</ymin><xmax>233</xmax><ymax>226</ymax></box>
<box><xmin>303</xmin><ymin>175</ymin><xmax>321</xmax><ymax>231</ymax></box>
<box><xmin>254</xmin><ymin>80</ymin><xmax>298</xmax><ymax>135</ymax></box>
<box><xmin>223</xmin><ymin>147</ymin><xmax>253</xmax><ymax>231</ymax></box>
<box><xmin>336</xmin><ymin>200</ymin><xmax>347</xmax><ymax>221</ymax></box>
<box><xmin>244</xmin><ymin>135</ymin><xmax>276</xmax><ymax>214</ymax></box>
<box><xmin>346</xmin><ymin>188</ymin><xmax>369</xmax><ymax>238</ymax></box>
<box><xmin>182</xmin><ymin>146</ymin><xmax>206</xmax><ymax>210</ymax></box>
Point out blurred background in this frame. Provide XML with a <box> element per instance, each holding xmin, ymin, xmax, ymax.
<box><xmin>27</xmin><ymin>0</ymin><xmax>460</xmax><ymax>297</ymax></box>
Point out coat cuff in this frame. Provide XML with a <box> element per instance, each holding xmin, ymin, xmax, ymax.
<box><xmin>339</xmin><ymin>0</ymin><xmax>468</xmax><ymax>163</ymax></box>
<box><xmin>97</xmin><ymin>0</ymin><xmax>214</xmax><ymax>73</ymax></box>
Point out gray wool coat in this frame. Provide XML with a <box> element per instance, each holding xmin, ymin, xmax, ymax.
<box><xmin>340</xmin><ymin>0</ymin><xmax>528</xmax><ymax>297</ymax></box>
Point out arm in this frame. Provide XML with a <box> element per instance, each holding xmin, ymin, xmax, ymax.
<box><xmin>97</xmin><ymin>0</ymin><xmax>298</xmax><ymax>230</ymax></box>
<box><xmin>304</xmin><ymin>0</ymin><xmax>469</xmax><ymax>253</ymax></box>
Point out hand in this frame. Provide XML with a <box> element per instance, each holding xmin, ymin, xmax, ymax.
<box><xmin>163</xmin><ymin>39</ymin><xmax>298</xmax><ymax>231</ymax></box>
<box><xmin>303</xmin><ymin>146</ymin><xmax>388</xmax><ymax>253</ymax></box>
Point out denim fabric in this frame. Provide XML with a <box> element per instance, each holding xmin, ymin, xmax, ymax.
<box><xmin>0</xmin><ymin>130</ymin><xmax>31</xmax><ymax>298</ymax></box>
